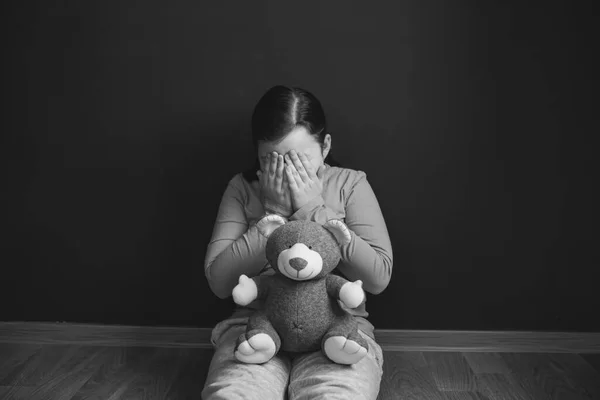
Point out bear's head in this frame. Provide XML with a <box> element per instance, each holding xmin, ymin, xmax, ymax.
<box><xmin>257</xmin><ymin>216</ymin><xmax>352</xmax><ymax>281</ymax></box>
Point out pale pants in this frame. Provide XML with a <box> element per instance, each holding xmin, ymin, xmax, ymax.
<box><xmin>201</xmin><ymin>316</ymin><xmax>384</xmax><ymax>400</ymax></box>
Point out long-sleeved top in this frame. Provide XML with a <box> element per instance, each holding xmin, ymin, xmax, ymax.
<box><xmin>204</xmin><ymin>163</ymin><xmax>393</xmax><ymax>338</ymax></box>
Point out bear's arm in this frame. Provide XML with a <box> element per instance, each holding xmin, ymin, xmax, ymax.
<box><xmin>326</xmin><ymin>274</ymin><xmax>351</xmax><ymax>299</ymax></box>
<box><xmin>251</xmin><ymin>275</ymin><xmax>271</xmax><ymax>300</ymax></box>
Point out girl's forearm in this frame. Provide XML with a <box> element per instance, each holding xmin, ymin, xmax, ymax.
<box><xmin>337</xmin><ymin>229</ymin><xmax>392</xmax><ymax>294</ymax></box>
<box><xmin>205</xmin><ymin>224</ymin><xmax>268</xmax><ymax>299</ymax></box>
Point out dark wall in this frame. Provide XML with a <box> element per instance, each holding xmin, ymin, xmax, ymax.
<box><xmin>2</xmin><ymin>1</ymin><xmax>598</xmax><ymax>331</ymax></box>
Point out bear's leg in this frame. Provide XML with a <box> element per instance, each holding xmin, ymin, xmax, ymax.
<box><xmin>234</xmin><ymin>310</ymin><xmax>281</xmax><ymax>364</ymax></box>
<box><xmin>322</xmin><ymin>314</ymin><xmax>369</xmax><ymax>365</ymax></box>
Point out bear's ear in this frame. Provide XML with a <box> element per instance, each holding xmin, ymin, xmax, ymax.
<box><xmin>257</xmin><ymin>214</ymin><xmax>287</xmax><ymax>238</ymax></box>
<box><xmin>323</xmin><ymin>219</ymin><xmax>352</xmax><ymax>246</ymax></box>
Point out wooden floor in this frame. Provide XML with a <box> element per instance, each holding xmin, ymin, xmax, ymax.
<box><xmin>1</xmin><ymin>343</ymin><xmax>599</xmax><ymax>399</ymax></box>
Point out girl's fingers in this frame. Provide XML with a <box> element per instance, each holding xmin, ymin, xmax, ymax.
<box><xmin>257</xmin><ymin>170</ymin><xmax>265</xmax><ymax>190</ymax></box>
<box><xmin>282</xmin><ymin>169</ymin><xmax>291</xmax><ymax>196</ymax></box>
<box><xmin>269</xmin><ymin>151</ymin><xmax>278</xmax><ymax>177</ymax></box>
<box><xmin>265</xmin><ymin>152</ymin><xmax>271</xmax><ymax>176</ymax></box>
<box><xmin>284</xmin><ymin>168</ymin><xmax>292</xmax><ymax>185</ymax></box>
<box><xmin>285</xmin><ymin>163</ymin><xmax>300</xmax><ymax>191</ymax></box>
<box><xmin>287</xmin><ymin>151</ymin><xmax>309</xmax><ymax>182</ymax></box>
<box><xmin>275</xmin><ymin>154</ymin><xmax>284</xmax><ymax>189</ymax></box>
<box><xmin>298</xmin><ymin>152</ymin><xmax>317</xmax><ymax>179</ymax></box>
<box><xmin>264</xmin><ymin>153</ymin><xmax>271</xmax><ymax>175</ymax></box>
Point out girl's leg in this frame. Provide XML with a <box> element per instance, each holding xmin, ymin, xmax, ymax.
<box><xmin>202</xmin><ymin>318</ymin><xmax>291</xmax><ymax>400</ymax></box>
<box><xmin>287</xmin><ymin>330</ymin><xmax>384</xmax><ymax>400</ymax></box>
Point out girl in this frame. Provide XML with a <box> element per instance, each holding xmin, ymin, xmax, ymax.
<box><xmin>202</xmin><ymin>86</ymin><xmax>393</xmax><ymax>400</ymax></box>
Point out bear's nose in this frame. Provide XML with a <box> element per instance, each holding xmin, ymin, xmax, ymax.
<box><xmin>289</xmin><ymin>257</ymin><xmax>308</xmax><ymax>271</ymax></box>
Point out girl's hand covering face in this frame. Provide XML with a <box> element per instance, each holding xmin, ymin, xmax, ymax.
<box><xmin>284</xmin><ymin>150</ymin><xmax>326</xmax><ymax>211</ymax></box>
<box><xmin>257</xmin><ymin>152</ymin><xmax>293</xmax><ymax>217</ymax></box>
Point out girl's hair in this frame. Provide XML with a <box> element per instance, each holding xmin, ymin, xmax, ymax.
<box><xmin>242</xmin><ymin>85</ymin><xmax>342</xmax><ymax>182</ymax></box>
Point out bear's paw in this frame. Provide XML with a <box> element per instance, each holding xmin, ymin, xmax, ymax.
<box><xmin>323</xmin><ymin>336</ymin><xmax>368</xmax><ymax>365</ymax></box>
<box><xmin>234</xmin><ymin>333</ymin><xmax>277</xmax><ymax>364</ymax></box>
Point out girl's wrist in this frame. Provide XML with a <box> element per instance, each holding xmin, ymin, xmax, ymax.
<box><xmin>263</xmin><ymin>203</ymin><xmax>292</xmax><ymax>218</ymax></box>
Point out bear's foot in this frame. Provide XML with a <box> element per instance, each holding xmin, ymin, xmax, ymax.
<box><xmin>323</xmin><ymin>336</ymin><xmax>368</xmax><ymax>365</ymax></box>
<box><xmin>234</xmin><ymin>333</ymin><xmax>277</xmax><ymax>364</ymax></box>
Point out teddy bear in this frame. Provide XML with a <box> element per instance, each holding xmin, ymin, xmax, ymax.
<box><xmin>231</xmin><ymin>214</ymin><xmax>368</xmax><ymax>365</ymax></box>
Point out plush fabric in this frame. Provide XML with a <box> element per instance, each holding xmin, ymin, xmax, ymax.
<box><xmin>232</xmin><ymin>219</ymin><xmax>369</xmax><ymax>365</ymax></box>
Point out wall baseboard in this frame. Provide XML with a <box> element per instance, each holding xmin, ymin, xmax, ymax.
<box><xmin>1</xmin><ymin>322</ymin><xmax>599</xmax><ymax>353</ymax></box>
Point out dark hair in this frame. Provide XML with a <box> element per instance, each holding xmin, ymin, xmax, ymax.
<box><xmin>242</xmin><ymin>85</ymin><xmax>342</xmax><ymax>182</ymax></box>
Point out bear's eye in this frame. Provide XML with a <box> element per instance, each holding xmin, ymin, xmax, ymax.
<box><xmin>308</xmin><ymin>245</ymin><xmax>312</xmax><ymax>250</ymax></box>
<box><xmin>288</xmin><ymin>244</ymin><xmax>292</xmax><ymax>249</ymax></box>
